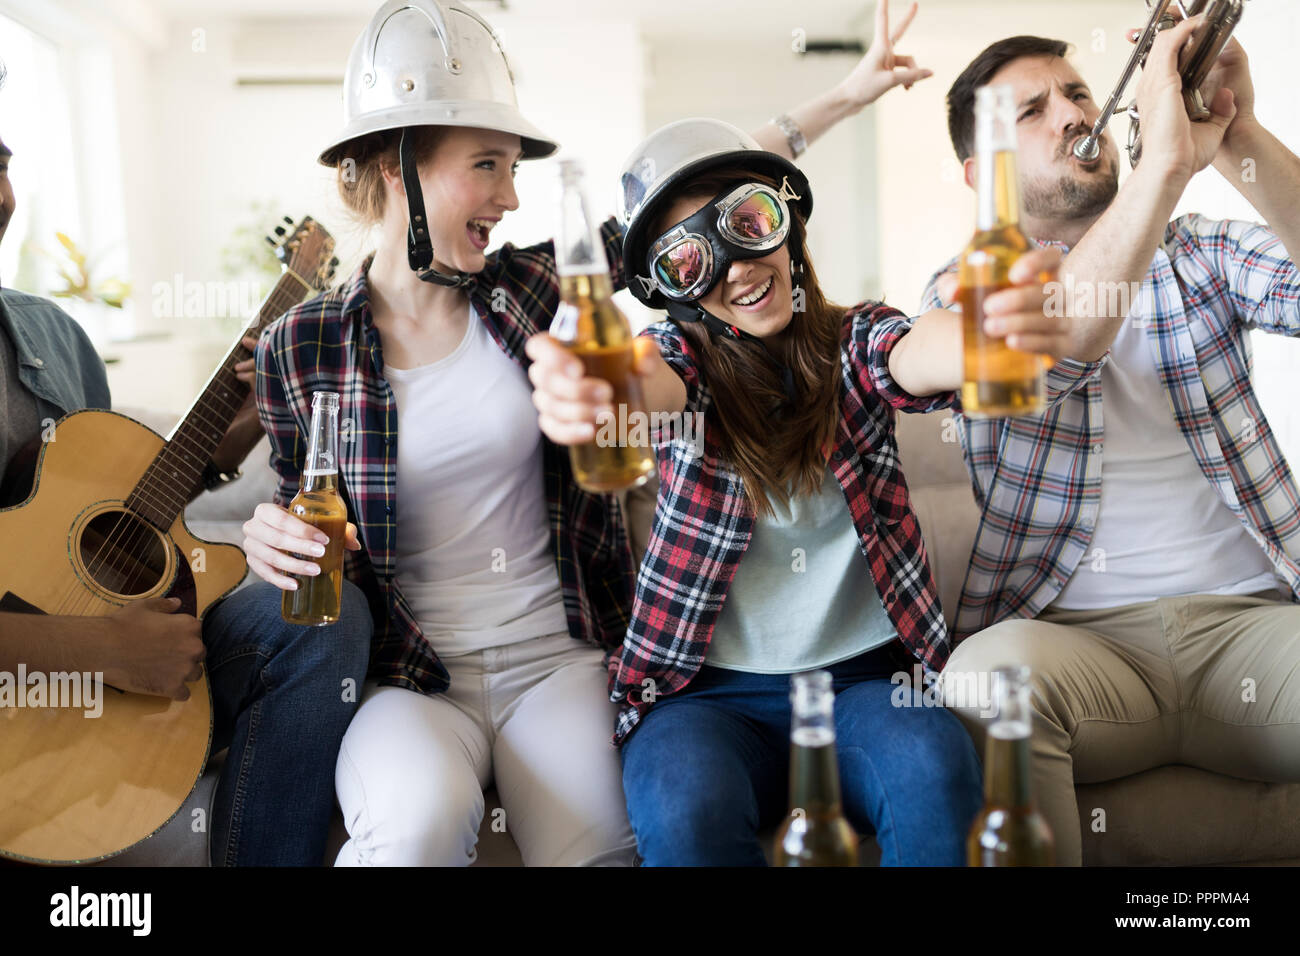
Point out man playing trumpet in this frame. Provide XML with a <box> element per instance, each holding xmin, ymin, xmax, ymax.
<box><xmin>875</xmin><ymin>14</ymin><xmax>1300</xmax><ymax>864</ymax></box>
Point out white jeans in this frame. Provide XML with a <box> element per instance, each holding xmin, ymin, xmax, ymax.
<box><xmin>333</xmin><ymin>631</ymin><xmax>636</xmax><ymax>866</ymax></box>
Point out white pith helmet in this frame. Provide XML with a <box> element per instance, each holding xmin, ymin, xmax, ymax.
<box><xmin>318</xmin><ymin>0</ymin><xmax>558</xmax><ymax>167</ymax></box>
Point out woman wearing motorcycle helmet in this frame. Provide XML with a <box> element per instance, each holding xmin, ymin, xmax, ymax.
<box><xmin>526</xmin><ymin>114</ymin><xmax>1068</xmax><ymax>864</ymax></box>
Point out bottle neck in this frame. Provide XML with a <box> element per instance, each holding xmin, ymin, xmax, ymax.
<box><xmin>788</xmin><ymin>682</ymin><xmax>844</xmax><ymax>813</ymax></box>
<box><xmin>299</xmin><ymin>470</ymin><xmax>339</xmax><ymax>495</ymax></box>
<box><xmin>984</xmin><ymin>725</ymin><xmax>1033</xmax><ymax>809</ymax></box>
<box><xmin>975</xmin><ymin>148</ymin><xmax>1023</xmax><ymax>232</ymax></box>
<box><xmin>560</xmin><ymin>270</ymin><xmax>615</xmax><ymax>303</ymax></box>
<box><xmin>301</xmin><ymin>398</ymin><xmax>339</xmax><ymax>493</ymax></box>
<box><xmin>984</xmin><ymin>667</ymin><xmax>1035</xmax><ymax>809</ymax></box>
<box><xmin>556</xmin><ymin>166</ymin><xmax>610</xmax><ymax>278</ymax></box>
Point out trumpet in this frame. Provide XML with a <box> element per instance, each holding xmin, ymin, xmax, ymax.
<box><xmin>1072</xmin><ymin>0</ymin><xmax>1245</xmax><ymax>167</ymax></box>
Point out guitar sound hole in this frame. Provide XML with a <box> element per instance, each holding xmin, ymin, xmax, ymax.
<box><xmin>78</xmin><ymin>510</ymin><xmax>169</xmax><ymax>598</ymax></box>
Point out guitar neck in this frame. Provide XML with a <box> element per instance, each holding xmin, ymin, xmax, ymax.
<box><xmin>126</xmin><ymin>271</ymin><xmax>310</xmax><ymax>529</ymax></box>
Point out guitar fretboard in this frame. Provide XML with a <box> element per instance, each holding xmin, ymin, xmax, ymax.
<box><xmin>126</xmin><ymin>277</ymin><xmax>306</xmax><ymax>530</ymax></box>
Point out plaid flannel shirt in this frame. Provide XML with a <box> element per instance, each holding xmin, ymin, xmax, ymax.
<box><xmin>254</xmin><ymin>219</ymin><xmax>636</xmax><ymax>693</ymax></box>
<box><xmin>892</xmin><ymin>213</ymin><xmax>1300</xmax><ymax>641</ymax></box>
<box><xmin>608</xmin><ymin>302</ymin><xmax>950</xmax><ymax>746</ymax></box>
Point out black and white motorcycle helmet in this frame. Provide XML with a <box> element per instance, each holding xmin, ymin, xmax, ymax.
<box><xmin>618</xmin><ymin>118</ymin><xmax>813</xmax><ymax>311</ymax></box>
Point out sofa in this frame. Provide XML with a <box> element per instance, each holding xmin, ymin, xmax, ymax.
<box><xmin>101</xmin><ymin>406</ymin><xmax>1300</xmax><ymax>867</ymax></box>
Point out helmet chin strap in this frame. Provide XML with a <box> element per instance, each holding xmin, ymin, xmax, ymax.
<box><xmin>399</xmin><ymin>128</ymin><xmax>476</xmax><ymax>290</ymax></box>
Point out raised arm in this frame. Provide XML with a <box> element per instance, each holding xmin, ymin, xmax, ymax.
<box><xmin>751</xmin><ymin>0</ymin><xmax>932</xmax><ymax>159</ymax></box>
<box><xmin>1056</xmin><ymin>15</ymin><xmax>1237</xmax><ymax>361</ymax></box>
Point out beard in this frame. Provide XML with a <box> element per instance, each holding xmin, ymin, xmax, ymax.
<box><xmin>1023</xmin><ymin>160</ymin><xmax>1119</xmax><ymax>220</ymax></box>
<box><xmin>1022</xmin><ymin>129</ymin><xmax>1121</xmax><ymax>221</ymax></box>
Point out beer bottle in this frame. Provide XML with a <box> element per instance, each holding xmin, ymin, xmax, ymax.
<box><xmin>967</xmin><ymin>665</ymin><xmax>1055</xmax><ymax>866</ymax></box>
<box><xmin>281</xmin><ymin>391</ymin><xmax>348</xmax><ymax>626</ymax></box>
<box><xmin>773</xmin><ymin>670</ymin><xmax>858</xmax><ymax>866</ymax></box>
<box><xmin>551</xmin><ymin>159</ymin><xmax>655</xmax><ymax>493</ymax></box>
<box><xmin>956</xmin><ymin>84</ymin><xmax>1046</xmax><ymax>417</ymax></box>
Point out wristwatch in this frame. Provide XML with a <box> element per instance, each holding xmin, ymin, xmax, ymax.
<box><xmin>201</xmin><ymin>462</ymin><xmax>243</xmax><ymax>492</ymax></box>
<box><xmin>772</xmin><ymin>113</ymin><xmax>807</xmax><ymax>159</ymax></box>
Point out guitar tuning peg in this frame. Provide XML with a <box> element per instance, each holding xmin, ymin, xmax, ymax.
<box><xmin>282</xmin><ymin>215</ymin><xmax>294</xmax><ymax>225</ymax></box>
<box><xmin>264</xmin><ymin>235</ymin><xmax>276</xmax><ymax>245</ymax></box>
<box><xmin>274</xmin><ymin>225</ymin><xmax>286</xmax><ymax>237</ymax></box>
<box><xmin>330</xmin><ymin>256</ymin><xmax>339</xmax><ymax>267</ymax></box>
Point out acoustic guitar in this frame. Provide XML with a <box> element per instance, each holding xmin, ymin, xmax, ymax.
<box><xmin>0</xmin><ymin>217</ymin><xmax>337</xmax><ymax>864</ymax></box>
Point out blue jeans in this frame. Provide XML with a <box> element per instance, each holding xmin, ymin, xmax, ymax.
<box><xmin>620</xmin><ymin>643</ymin><xmax>982</xmax><ymax>866</ymax></box>
<box><xmin>202</xmin><ymin>579</ymin><xmax>372</xmax><ymax>865</ymax></box>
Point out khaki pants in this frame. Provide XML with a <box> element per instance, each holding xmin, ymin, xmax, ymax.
<box><xmin>942</xmin><ymin>591</ymin><xmax>1300</xmax><ymax>866</ymax></box>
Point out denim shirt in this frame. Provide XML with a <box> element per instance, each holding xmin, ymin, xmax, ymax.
<box><xmin>0</xmin><ymin>287</ymin><xmax>110</xmax><ymax>421</ymax></box>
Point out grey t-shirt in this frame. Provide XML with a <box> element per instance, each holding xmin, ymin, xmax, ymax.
<box><xmin>707</xmin><ymin>465</ymin><xmax>898</xmax><ymax>673</ymax></box>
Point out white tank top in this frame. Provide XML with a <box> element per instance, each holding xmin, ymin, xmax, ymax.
<box><xmin>385</xmin><ymin>305</ymin><xmax>569</xmax><ymax>656</ymax></box>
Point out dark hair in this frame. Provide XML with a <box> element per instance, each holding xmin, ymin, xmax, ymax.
<box><xmin>947</xmin><ymin>36</ymin><xmax>1071</xmax><ymax>161</ymax></box>
<box><xmin>652</xmin><ymin>165</ymin><xmax>843</xmax><ymax>519</ymax></box>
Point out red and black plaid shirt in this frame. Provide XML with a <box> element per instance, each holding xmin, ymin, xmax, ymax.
<box><xmin>608</xmin><ymin>302</ymin><xmax>950</xmax><ymax>745</ymax></box>
<box><xmin>254</xmin><ymin>221</ymin><xmax>635</xmax><ymax>693</ymax></box>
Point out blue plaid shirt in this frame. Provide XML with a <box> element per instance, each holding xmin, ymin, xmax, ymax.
<box><xmin>876</xmin><ymin>214</ymin><xmax>1300</xmax><ymax>638</ymax></box>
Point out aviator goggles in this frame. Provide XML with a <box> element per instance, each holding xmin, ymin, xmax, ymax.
<box><xmin>636</xmin><ymin>178</ymin><xmax>802</xmax><ymax>303</ymax></box>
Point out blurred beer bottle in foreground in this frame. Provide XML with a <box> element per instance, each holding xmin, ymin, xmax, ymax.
<box><xmin>281</xmin><ymin>391</ymin><xmax>348</xmax><ymax>626</ymax></box>
<box><xmin>552</xmin><ymin>159</ymin><xmax>655</xmax><ymax>493</ymax></box>
<box><xmin>956</xmin><ymin>84</ymin><xmax>1045</xmax><ymax>417</ymax></box>
<box><xmin>774</xmin><ymin>670</ymin><xmax>858</xmax><ymax>866</ymax></box>
<box><xmin>968</xmin><ymin>665</ymin><xmax>1055</xmax><ymax>866</ymax></box>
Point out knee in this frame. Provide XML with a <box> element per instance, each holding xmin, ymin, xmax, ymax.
<box><xmin>218</xmin><ymin>578</ymin><xmax>372</xmax><ymax>664</ymax></box>
<box><xmin>942</xmin><ymin>620</ymin><xmax>1055</xmax><ymax>720</ymax></box>
<box><xmin>337</xmin><ymin>579</ymin><xmax>375</xmax><ymax>670</ymax></box>
<box><xmin>899</xmin><ymin>706</ymin><xmax>983</xmax><ymax>797</ymax></box>
<box><xmin>338</xmin><ymin>754</ymin><xmax>484</xmax><ymax>866</ymax></box>
<box><xmin>623</xmin><ymin>753</ymin><xmax>750</xmax><ymax>862</ymax></box>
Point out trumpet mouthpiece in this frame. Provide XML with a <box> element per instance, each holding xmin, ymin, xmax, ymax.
<box><xmin>1072</xmin><ymin>135</ymin><xmax>1101</xmax><ymax>162</ymax></box>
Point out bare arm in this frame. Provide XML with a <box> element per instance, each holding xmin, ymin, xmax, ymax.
<box><xmin>1207</xmin><ymin>36</ymin><xmax>1300</xmax><ymax>262</ymax></box>
<box><xmin>1212</xmin><ymin>124</ymin><xmax>1300</xmax><ymax>264</ymax></box>
<box><xmin>0</xmin><ymin>598</ymin><xmax>205</xmax><ymax>700</ymax></box>
<box><xmin>0</xmin><ymin>612</ymin><xmax>108</xmax><ymax>675</ymax></box>
<box><xmin>1055</xmin><ymin>163</ymin><xmax>1191</xmax><ymax>361</ymax></box>
<box><xmin>887</xmin><ymin>248</ymin><xmax>1066</xmax><ymax>397</ymax></box>
<box><xmin>751</xmin><ymin>0</ymin><xmax>932</xmax><ymax>159</ymax></box>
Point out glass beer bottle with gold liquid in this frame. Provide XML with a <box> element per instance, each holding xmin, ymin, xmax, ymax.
<box><xmin>956</xmin><ymin>84</ymin><xmax>1046</xmax><ymax>417</ymax></box>
<box><xmin>967</xmin><ymin>665</ymin><xmax>1055</xmax><ymax>866</ymax></box>
<box><xmin>773</xmin><ymin>670</ymin><xmax>859</xmax><ymax>866</ymax></box>
<box><xmin>281</xmin><ymin>390</ymin><xmax>348</xmax><ymax>626</ymax></box>
<box><xmin>551</xmin><ymin>159</ymin><xmax>655</xmax><ymax>493</ymax></box>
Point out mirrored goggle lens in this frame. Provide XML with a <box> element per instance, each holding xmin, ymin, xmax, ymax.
<box><xmin>725</xmin><ymin>191</ymin><xmax>784</xmax><ymax>242</ymax></box>
<box><xmin>653</xmin><ymin>239</ymin><xmax>708</xmax><ymax>294</ymax></box>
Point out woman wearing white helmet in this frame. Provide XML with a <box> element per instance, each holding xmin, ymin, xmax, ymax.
<box><xmin>236</xmin><ymin>0</ymin><xmax>933</xmax><ymax>866</ymax></box>
<box><xmin>526</xmin><ymin>112</ymin><xmax>1070</xmax><ymax>863</ymax></box>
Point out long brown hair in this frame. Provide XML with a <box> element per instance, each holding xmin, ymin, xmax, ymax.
<box><xmin>658</xmin><ymin>165</ymin><xmax>846</xmax><ymax>519</ymax></box>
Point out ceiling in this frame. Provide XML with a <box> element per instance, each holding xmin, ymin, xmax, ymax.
<box><xmin>100</xmin><ymin>0</ymin><xmax>884</xmax><ymax>41</ymax></box>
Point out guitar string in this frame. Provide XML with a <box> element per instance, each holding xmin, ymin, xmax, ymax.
<box><xmin>57</xmin><ymin>372</ymin><xmax>254</xmax><ymax>616</ymax></box>
<box><xmin>59</xmin><ymin>330</ymin><xmax>280</xmax><ymax>616</ymax></box>
<box><xmin>55</xmin><ymin>270</ymin><xmax>311</xmax><ymax>617</ymax></box>
<box><xmin>61</xmin><ymin>308</ymin><xmax>290</xmax><ymax>613</ymax></box>
<box><xmin>61</xmin><ymin>244</ymin><xmax>325</xmax><ymax>614</ymax></box>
